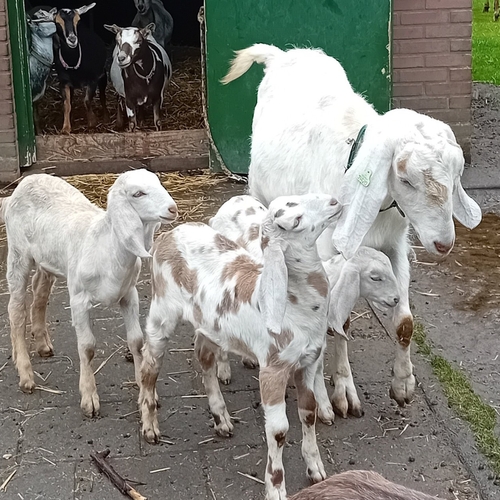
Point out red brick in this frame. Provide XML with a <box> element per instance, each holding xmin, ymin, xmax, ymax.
<box><xmin>0</xmin><ymin>88</ymin><xmax>12</xmax><ymax>100</ymax></box>
<box><xmin>0</xmin><ymin>56</ymin><xmax>9</xmax><ymax>71</ymax></box>
<box><xmin>427</xmin><ymin>108</ymin><xmax>471</xmax><ymax>123</ymax></box>
<box><xmin>0</xmin><ymin>27</ymin><xmax>6</xmax><ymax>41</ymax></box>
<box><xmin>0</xmin><ymin>13</ymin><xmax>6</xmax><ymax>26</ymax></box>
<box><xmin>0</xmin><ymin>143</ymin><xmax>17</xmax><ymax>158</ymax></box>
<box><xmin>450</xmin><ymin>38</ymin><xmax>471</xmax><ymax>51</ymax></box>
<box><xmin>392</xmin><ymin>98</ymin><xmax>401</xmax><ymax>108</ymax></box>
<box><xmin>0</xmin><ymin>41</ymin><xmax>9</xmax><ymax>57</ymax></box>
<box><xmin>425</xmin><ymin>53</ymin><xmax>471</xmax><ymax>67</ymax></box>
<box><xmin>450</xmin><ymin>67</ymin><xmax>471</xmax><ymax>81</ymax></box>
<box><xmin>0</xmin><ymin>72</ymin><xmax>11</xmax><ymax>88</ymax></box>
<box><xmin>449</xmin><ymin>95</ymin><xmax>471</xmax><ymax>108</ymax></box>
<box><xmin>0</xmin><ymin>115</ymin><xmax>14</xmax><ymax>130</ymax></box>
<box><xmin>393</xmin><ymin>26</ymin><xmax>425</xmax><ymax>39</ymax></box>
<box><xmin>392</xmin><ymin>83</ymin><xmax>425</xmax><ymax>97</ymax></box>
<box><xmin>426</xmin><ymin>24</ymin><xmax>471</xmax><ymax>38</ymax></box>
<box><xmin>393</xmin><ymin>0</ymin><xmax>426</xmax><ymax>10</ymax></box>
<box><xmin>0</xmin><ymin>100</ymin><xmax>13</xmax><ymax>115</ymax></box>
<box><xmin>400</xmin><ymin>11</ymin><xmax>449</xmax><ymax>24</ymax></box>
<box><xmin>393</xmin><ymin>12</ymin><xmax>401</xmax><ymax>26</ymax></box>
<box><xmin>450</xmin><ymin>9</ymin><xmax>472</xmax><ymax>23</ymax></box>
<box><xmin>425</xmin><ymin>81</ymin><xmax>472</xmax><ymax>96</ymax></box>
<box><xmin>398</xmin><ymin>96</ymin><xmax>448</xmax><ymax>110</ymax></box>
<box><xmin>395</xmin><ymin>39</ymin><xmax>450</xmax><ymax>54</ymax></box>
<box><xmin>393</xmin><ymin>55</ymin><xmax>425</xmax><ymax>69</ymax></box>
<box><xmin>426</xmin><ymin>0</ymin><xmax>471</xmax><ymax>9</ymax></box>
<box><xmin>0</xmin><ymin>130</ymin><xmax>15</xmax><ymax>143</ymax></box>
<box><xmin>397</xmin><ymin>67</ymin><xmax>448</xmax><ymax>83</ymax></box>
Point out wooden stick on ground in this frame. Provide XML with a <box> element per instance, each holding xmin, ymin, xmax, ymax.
<box><xmin>90</xmin><ymin>449</ymin><xmax>147</xmax><ymax>500</ymax></box>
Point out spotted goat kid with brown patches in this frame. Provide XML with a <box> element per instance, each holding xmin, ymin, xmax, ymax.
<box><xmin>139</xmin><ymin>193</ymin><xmax>342</xmax><ymax>500</ymax></box>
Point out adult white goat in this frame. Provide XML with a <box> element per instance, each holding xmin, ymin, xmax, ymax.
<box><xmin>222</xmin><ymin>44</ymin><xmax>482</xmax><ymax>411</ymax></box>
<box><xmin>210</xmin><ymin>195</ymin><xmax>400</xmax><ymax>421</ymax></box>
<box><xmin>1</xmin><ymin>170</ymin><xmax>177</xmax><ymax>417</ymax></box>
<box><xmin>139</xmin><ymin>193</ymin><xmax>342</xmax><ymax>500</ymax></box>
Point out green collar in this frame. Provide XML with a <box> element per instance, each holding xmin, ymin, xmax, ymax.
<box><xmin>345</xmin><ymin>124</ymin><xmax>367</xmax><ymax>172</ymax></box>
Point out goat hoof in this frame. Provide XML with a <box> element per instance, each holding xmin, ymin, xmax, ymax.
<box><xmin>348</xmin><ymin>406</ymin><xmax>364</xmax><ymax>418</ymax></box>
<box><xmin>81</xmin><ymin>394</ymin><xmax>100</xmax><ymax>418</ymax></box>
<box><xmin>61</xmin><ymin>126</ymin><xmax>71</xmax><ymax>135</ymax></box>
<box><xmin>143</xmin><ymin>428</ymin><xmax>160</xmax><ymax>444</ymax></box>
<box><xmin>20</xmin><ymin>378</ymin><xmax>36</xmax><ymax>394</ymax></box>
<box><xmin>214</xmin><ymin>411</ymin><xmax>234</xmax><ymax>437</ymax></box>
<box><xmin>317</xmin><ymin>405</ymin><xmax>335</xmax><ymax>425</ymax></box>
<box><xmin>242</xmin><ymin>358</ymin><xmax>258</xmax><ymax>370</ymax></box>
<box><xmin>306</xmin><ymin>463</ymin><xmax>327</xmax><ymax>484</ymax></box>
<box><xmin>37</xmin><ymin>345</ymin><xmax>54</xmax><ymax>358</ymax></box>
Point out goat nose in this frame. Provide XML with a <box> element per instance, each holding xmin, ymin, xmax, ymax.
<box><xmin>329</xmin><ymin>198</ymin><xmax>338</xmax><ymax>206</ymax></box>
<box><xmin>394</xmin><ymin>297</ymin><xmax>400</xmax><ymax>305</ymax></box>
<box><xmin>434</xmin><ymin>241</ymin><xmax>453</xmax><ymax>255</ymax></box>
<box><xmin>168</xmin><ymin>205</ymin><xmax>178</xmax><ymax>216</ymax></box>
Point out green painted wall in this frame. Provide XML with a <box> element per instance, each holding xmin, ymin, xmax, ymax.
<box><xmin>204</xmin><ymin>0</ymin><xmax>392</xmax><ymax>174</ymax></box>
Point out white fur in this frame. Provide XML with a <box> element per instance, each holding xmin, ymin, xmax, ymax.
<box><xmin>2</xmin><ymin>169</ymin><xmax>177</xmax><ymax>418</ymax></box>
<box><xmin>139</xmin><ymin>193</ymin><xmax>341</xmax><ymax>500</ymax></box>
<box><xmin>221</xmin><ymin>44</ymin><xmax>482</xmax><ymax>408</ymax></box>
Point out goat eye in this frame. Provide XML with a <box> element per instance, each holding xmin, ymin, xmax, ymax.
<box><xmin>371</xmin><ymin>276</ymin><xmax>382</xmax><ymax>282</ymax></box>
<box><xmin>293</xmin><ymin>216</ymin><xmax>302</xmax><ymax>228</ymax></box>
<box><xmin>133</xmin><ymin>191</ymin><xmax>146</xmax><ymax>198</ymax></box>
<box><xmin>277</xmin><ymin>224</ymin><xmax>287</xmax><ymax>231</ymax></box>
<box><xmin>401</xmin><ymin>178</ymin><xmax>413</xmax><ymax>188</ymax></box>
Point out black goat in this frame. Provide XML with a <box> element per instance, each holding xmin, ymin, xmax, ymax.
<box><xmin>105</xmin><ymin>23</ymin><xmax>171</xmax><ymax>132</ymax></box>
<box><xmin>41</xmin><ymin>4</ymin><xmax>109</xmax><ymax>134</ymax></box>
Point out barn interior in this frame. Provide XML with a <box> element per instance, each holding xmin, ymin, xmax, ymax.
<box><xmin>26</xmin><ymin>0</ymin><xmax>204</xmax><ymax>135</ymax></box>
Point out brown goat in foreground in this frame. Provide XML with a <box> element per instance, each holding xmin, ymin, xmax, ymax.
<box><xmin>289</xmin><ymin>471</ymin><xmax>439</xmax><ymax>500</ymax></box>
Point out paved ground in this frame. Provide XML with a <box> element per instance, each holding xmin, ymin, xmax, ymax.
<box><xmin>1</xmin><ymin>83</ymin><xmax>499</xmax><ymax>499</ymax></box>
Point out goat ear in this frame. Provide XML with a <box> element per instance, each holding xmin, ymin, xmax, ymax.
<box><xmin>141</xmin><ymin>23</ymin><xmax>156</xmax><ymax>37</ymax></box>
<box><xmin>108</xmin><ymin>191</ymin><xmax>151</xmax><ymax>259</ymax></box>
<box><xmin>328</xmin><ymin>263</ymin><xmax>359</xmax><ymax>339</ymax></box>
<box><xmin>144</xmin><ymin>222</ymin><xmax>160</xmax><ymax>253</ymax></box>
<box><xmin>33</xmin><ymin>8</ymin><xmax>56</xmax><ymax>21</ymax></box>
<box><xmin>104</xmin><ymin>24</ymin><xmax>121</xmax><ymax>34</ymax></box>
<box><xmin>76</xmin><ymin>3</ymin><xmax>96</xmax><ymax>15</ymax></box>
<box><xmin>258</xmin><ymin>239</ymin><xmax>288</xmax><ymax>334</ymax></box>
<box><xmin>333</xmin><ymin>128</ymin><xmax>395</xmax><ymax>259</ymax></box>
<box><xmin>453</xmin><ymin>183</ymin><xmax>482</xmax><ymax>229</ymax></box>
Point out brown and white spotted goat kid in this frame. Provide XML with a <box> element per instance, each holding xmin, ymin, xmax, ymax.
<box><xmin>139</xmin><ymin>194</ymin><xmax>342</xmax><ymax>500</ymax></box>
<box><xmin>105</xmin><ymin>23</ymin><xmax>172</xmax><ymax>131</ymax></box>
<box><xmin>41</xmin><ymin>4</ymin><xmax>109</xmax><ymax>134</ymax></box>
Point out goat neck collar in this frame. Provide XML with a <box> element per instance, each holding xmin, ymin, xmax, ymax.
<box><xmin>59</xmin><ymin>44</ymin><xmax>82</xmax><ymax>70</ymax></box>
<box><xmin>31</xmin><ymin>50</ymin><xmax>52</xmax><ymax>68</ymax></box>
<box><xmin>344</xmin><ymin>124</ymin><xmax>406</xmax><ymax>218</ymax></box>
<box><xmin>133</xmin><ymin>43</ymin><xmax>161</xmax><ymax>84</ymax></box>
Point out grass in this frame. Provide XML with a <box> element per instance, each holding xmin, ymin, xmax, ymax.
<box><xmin>473</xmin><ymin>0</ymin><xmax>500</xmax><ymax>84</ymax></box>
<box><xmin>413</xmin><ymin>322</ymin><xmax>500</xmax><ymax>475</ymax></box>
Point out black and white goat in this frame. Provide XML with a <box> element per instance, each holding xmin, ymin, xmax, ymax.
<box><xmin>39</xmin><ymin>4</ymin><xmax>109</xmax><ymax>134</ymax></box>
<box><xmin>105</xmin><ymin>23</ymin><xmax>171</xmax><ymax>131</ymax></box>
<box><xmin>132</xmin><ymin>0</ymin><xmax>173</xmax><ymax>51</ymax></box>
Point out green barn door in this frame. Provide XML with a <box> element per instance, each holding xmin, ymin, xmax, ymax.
<box><xmin>7</xmin><ymin>0</ymin><xmax>36</xmax><ymax>167</ymax></box>
<box><xmin>203</xmin><ymin>0</ymin><xmax>392</xmax><ymax>174</ymax></box>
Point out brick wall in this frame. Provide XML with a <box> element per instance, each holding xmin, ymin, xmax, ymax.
<box><xmin>392</xmin><ymin>0</ymin><xmax>472</xmax><ymax>162</ymax></box>
<box><xmin>0</xmin><ymin>0</ymin><xmax>18</xmax><ymax>182</ymax></box>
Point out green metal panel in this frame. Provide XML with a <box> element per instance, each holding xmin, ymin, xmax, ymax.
<box><xmin>204</xmin><ymin>0</ymin><xmax>391</xmax><ymax>174</ymax></box>
<box><xmin>7</xmin><ymin>0</ymin><xmax>36</xmax><ymax>166</ymax></box>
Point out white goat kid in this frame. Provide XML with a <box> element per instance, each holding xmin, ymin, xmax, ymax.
<box><xmin>2</xmin><ymin>170</ymin><xmax>177</xmax><ymax>417</ymax></box>
<box><xmin>322</xmin><ymin>248</ymin><xmax>399</xmax><ymax>419</ymax></box>
<box><xmin>139</xmin><ymin>194</ymin><xmax>342</xmax><ymax>500</ymax></box>
<box><xmin>222</xmin><ymin>44</ymin><xmax>482</xmax><ymax>411</ymax></box>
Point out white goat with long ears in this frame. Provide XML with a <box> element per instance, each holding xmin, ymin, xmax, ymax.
<box><xmin>139</xmin><ymin>193</ymin><xmax>342</xmax><ymax>500</ymax></box>
<box><xmin>1</xmin><ymin>170</ymin><xmax>177</xmax><ymax>418</ymax></box>
<box><xmin>222</xmin><ymin>44</ymin><xmax>482</xmax><ymax>411</ymax></box>
<box><xmin>209</xmin><ymin>195</ymin><xmax>400</xmax><ymax>421</ymax></box>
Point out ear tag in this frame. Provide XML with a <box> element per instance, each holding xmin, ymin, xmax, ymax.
<box><xmin>357</xmin><ymin>170</ymin><xmax>372</xmax><ymax>187</ymax></box>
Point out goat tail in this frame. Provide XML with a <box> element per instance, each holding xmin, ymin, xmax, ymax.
<box><xmin>0</xmin><ymin>196</ymin><xmax>10</xmax><ymax>224</ymax></box>
<box><xmin>220</xmin><ymin>44</ymin><xmax>284</xmax><ymax>84</ymax></box>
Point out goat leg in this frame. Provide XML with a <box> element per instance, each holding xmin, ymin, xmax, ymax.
<box><xmin>61</xmin><ymin>84</ymin><xmax>72</xmax><ymax>134</ymax></box>
<box><xmin>90</xmin><ymin>449</ymin><xmax>147</xmax><ymax>500</ymax></box>
<box><xmin>153</xmin><ymin>101</ymin><xmax>161</xmax><ymax>131</ymax></box>
<box><xmin>126</xmin><ymin>103</ymin><xmax>137</xmax><ymax>132</ymax></box>
<box><xmin>84</xmin><ymin>84</ymin><xmax>98</xmax><ymax>129</ymax></box>
<box><xmin>98</xmin><ymin>73</ymin><xmax>110</xmax><ymax>123</ymax></box>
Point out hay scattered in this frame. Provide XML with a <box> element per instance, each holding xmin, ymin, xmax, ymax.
<box><xmin>64</xmin><ymin>170</ymin><xmax>232</xmax><ymax>224</ymax></box>
<box><xmin>36</xmin><ymin>49</ymin><xmax>203</xmax><ymax>135</ymax></box>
